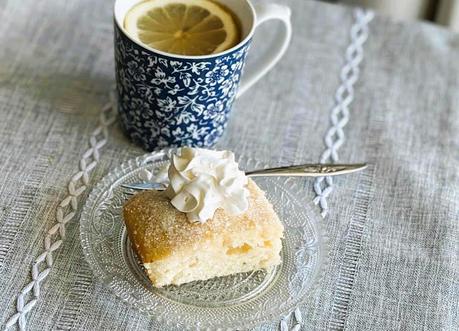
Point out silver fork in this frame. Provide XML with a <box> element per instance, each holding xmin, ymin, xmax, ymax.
<box><xmin>121</xmin><ymin>163</ymin><xmax>367</xmax><ymax>195</ymax></box>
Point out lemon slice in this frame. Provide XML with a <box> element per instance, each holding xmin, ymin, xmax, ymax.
<box><xmin>124</xmin><ymin>0</ymin><xmax>240</xmax><ymax>56</ymax></box>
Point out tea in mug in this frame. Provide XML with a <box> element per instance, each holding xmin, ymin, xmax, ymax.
<box><xmin>124</xmin><ymin>0</ymin><xmax>242</xmax><ymax>56</ymax></box>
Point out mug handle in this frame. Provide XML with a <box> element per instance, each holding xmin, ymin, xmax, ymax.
<box><xmin>236</xmin><ymin>3</ymin><xmax>292</xmax><ymax>98</ymax></box>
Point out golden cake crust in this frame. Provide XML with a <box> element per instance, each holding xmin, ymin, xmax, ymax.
<box><xmin>123</xmin><ymin>179</ymin><xmax>282</xmax><ymax>264</ymax></box>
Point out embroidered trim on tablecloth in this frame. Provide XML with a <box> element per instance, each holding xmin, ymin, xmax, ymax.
<box><xmin>280</xmin><ymin>8</ymin><xmax>374</xmax><ymax>331</ymax></box>
<box><xmin>313</xmin><ymin>8</ymin><xmax>374</xmax><ymax>218</ymax></box>
<box><xmin>5</xmin><ymin>95</ymin><xmax>117</xmax><ymax>331</ymax></box>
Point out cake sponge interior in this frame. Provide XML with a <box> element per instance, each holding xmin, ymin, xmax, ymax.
<box><xmin>123</xmin><ymin>179</ymin><xmax>284</xmax><ymax>287</ymax></box>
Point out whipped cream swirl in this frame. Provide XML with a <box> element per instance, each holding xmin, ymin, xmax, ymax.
<box><xmin>166</xmin><ymin>147</ymin><xmax>249</xmax><ymax>223</ymax></box>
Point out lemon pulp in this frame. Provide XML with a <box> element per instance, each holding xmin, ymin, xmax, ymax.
<box><xmin>124</xmin><ymin>0</ymin><xmax>240</xmax><ymax>56</ymax></box>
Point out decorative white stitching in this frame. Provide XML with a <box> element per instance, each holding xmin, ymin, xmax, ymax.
<box><xmin>5</xmin><ymin>94</ymin><xmax>117</xmax><ymax>331</ymax></box>
<box><xmin>281</xmin><ymin>8</ymin><xmax>374</xmax><ymax>331</ymax></box>
<box><xmin>313</xmin><ymin>8</ymin><xmax>374</xmax><ymax>218</ymax></box>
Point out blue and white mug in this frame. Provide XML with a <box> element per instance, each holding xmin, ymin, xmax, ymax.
<box><xmin>114</xmin><ymin>0</ymin><xmax>292</xmax><ymax>151</ymax></box>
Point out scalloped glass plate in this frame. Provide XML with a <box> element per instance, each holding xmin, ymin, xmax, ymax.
<box><xmin>80</xmin><ymin>150</ymin><xmax>329</xmax><ymax>330</ymax></box>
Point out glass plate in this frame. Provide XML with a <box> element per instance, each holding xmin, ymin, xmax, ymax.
<box><xmin>80</xmin><ymin>150</ymin><xmax>329</xmax><ymax>330</ymax></box>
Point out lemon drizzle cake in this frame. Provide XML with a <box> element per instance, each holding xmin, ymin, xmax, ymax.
<box><xmin>123</xmin><ymin>148</ymin><xmax>284</xmax><ymax>287</ymax></box>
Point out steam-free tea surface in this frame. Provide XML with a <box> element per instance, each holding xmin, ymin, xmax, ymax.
<box><xmin>124</xmin><ymin>0</ymin><xmax>240</xmax><ymax>55</ymax></box>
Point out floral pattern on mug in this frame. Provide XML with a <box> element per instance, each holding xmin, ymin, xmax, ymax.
<box><xmin>114</xmin><ymin>26</ymin><xmax>250</xmax><ymax>151</ymax></box>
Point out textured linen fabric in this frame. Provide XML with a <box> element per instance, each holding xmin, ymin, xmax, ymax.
<box><xmin>0</xmin><ymin>0</ymin><xmax>458</xmax><ymax>330</ymax></box>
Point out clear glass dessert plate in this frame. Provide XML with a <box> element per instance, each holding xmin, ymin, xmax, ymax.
<box><xmin>80</xmin><ymin>149</ymin><xmax>329</xmax><ymax>330</ymax></box>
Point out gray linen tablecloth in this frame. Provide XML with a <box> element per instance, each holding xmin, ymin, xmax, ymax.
<box><xmin>1</xmin><ymin>0</ymin><xmax>458</xmax><ymax>330</ymax></box>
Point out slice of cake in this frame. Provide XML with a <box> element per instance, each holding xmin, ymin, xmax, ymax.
<box><xmin>123</xmin><ymin>147</ymin><xmax>284</xmax><ymax>287</ymax></box>
<box><xmin>123</xmin><ymin>179</ymin><xmax>284</xmax><ymax>287</ymax></box>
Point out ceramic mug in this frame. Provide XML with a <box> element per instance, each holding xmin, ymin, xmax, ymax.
<box><xmin>114</xmin><ymin>0</ymin><xmax>292</xmax><ymax>151</ymax></box>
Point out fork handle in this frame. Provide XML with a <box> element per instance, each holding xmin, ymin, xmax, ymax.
<box><xmin>245</xmin><ymin>163</ymin><xmax>367</xmax><ymax>177</ymax></box>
